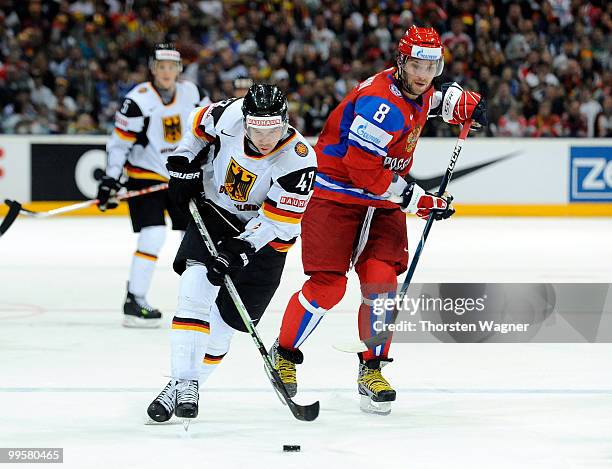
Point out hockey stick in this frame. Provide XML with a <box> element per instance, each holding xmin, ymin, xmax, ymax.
<box><xmin>3</xmin><ymin>183</ymin><xmax>168</xmax><ymax>221</ymax></box>
<box><xmin>334</xmin><ymin>120</ymin><xmax>473</xmax><ymax>353</ymax></box>
<box><xmin>0</xmin><ymin>199</ymin><xmax>22</xmax><ymax>238</ymax></box>
<box><xmin>188</xmin><ymin>199</ymin><xmax>320</xmax><ymax>422</ymax></box>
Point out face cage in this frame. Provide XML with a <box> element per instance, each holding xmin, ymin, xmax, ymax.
<box><xmin>396</xmin><ymin>53</ymin><xmax>444</xmax><ymax>92</ymax></box>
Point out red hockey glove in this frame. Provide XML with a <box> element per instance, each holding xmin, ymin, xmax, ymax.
<box><xmin>441</xmin><ymin>82</ymin><xmax>487</xmax><ymax>130</ymax></box>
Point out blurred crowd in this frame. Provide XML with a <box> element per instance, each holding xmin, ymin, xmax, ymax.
<box><xmin>0</xmin><ymin>0</ymin><xmax>610</xmax><ymax>137</ymax></box>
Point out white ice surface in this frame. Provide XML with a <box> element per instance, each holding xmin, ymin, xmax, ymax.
<box><xmin>1</xmin><ymin>216</ymin><xmax>611</xmax><ymax>468</ymax></box>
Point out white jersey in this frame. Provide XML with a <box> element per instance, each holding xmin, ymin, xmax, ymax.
<box><xmin>106</xmin><ymin>80</ymin><xmax>210</xmax><ymax>181</ymax></box>
<box><xmin>173</xmin><ymin>98</ymin><xmax>317</xmax><ymax>252</ymax></box>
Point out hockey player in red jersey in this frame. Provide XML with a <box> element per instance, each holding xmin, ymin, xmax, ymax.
<box><xmin>270</xmin><ymin>26</ymin><xmax>487</xmax><ymax>414</ymax></box>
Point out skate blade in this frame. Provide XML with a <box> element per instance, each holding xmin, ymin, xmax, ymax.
<box><xmin>145</xmin><ymin>418</ymin><xmax>179</xmax><ymax>426</ymax></box>
<box><xmin>359</xmin><ymin>395</ymin><xmax>392</xmax><ymax>415</ymax></box>
<box><xmin>122</xmin><ymin>316</ymin><xmax>161</xmax><ymax>329</ymax></box>
<box><xmin>182</xmin><ymin>418</ymin><xmax>193</xmax><ymax>431</ymax></box>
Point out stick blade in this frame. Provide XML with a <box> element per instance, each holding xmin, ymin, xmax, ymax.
<box><xmin>289</xmin><ymin>400</ymin><xmax>320</xmax><ymax>422</ymax></box>
<box><xmin>0</xmin><ymin>200</ymin><xmax>22</xmax><ymax>237</ymax></box>
<box><xmin>265</xmin><ymin>364</ymin><xmax>320</xmax><ymax>421</ymax></box>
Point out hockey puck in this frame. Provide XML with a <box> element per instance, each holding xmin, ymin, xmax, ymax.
<box><xmin>283</xmin><ymin>445</ymin><xmax>301</xmax><ymax>452</ymax></box>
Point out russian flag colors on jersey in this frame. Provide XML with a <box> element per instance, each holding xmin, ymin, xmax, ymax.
<box><xmin>314</xmin><ymin>67</ymin><xmax>435</xmax><ymax>207</ymax></box>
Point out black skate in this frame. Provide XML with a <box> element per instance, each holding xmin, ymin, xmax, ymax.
<box><xmin>147</xmin><ymin>380</ymin><xmax>176</xmax><ymax>423</ymax></box>
<box><xmin>175</xmin><ymin>379</ymin><xmax>199</xmax><ymax>425</ymax></box>
<box><xmin>123</xmin><ymin>291</ymin><xmax>162</xmax><ymax>328</ymax></box>
<box><xmin>357</xmin><ymin>358</ymin><xmax>396</xmax><ymax>415</ymax></box>
<box><xmin>269</xmin><ymin>339</ymin><xmax>303</xmax><ymax>399</ymax></box>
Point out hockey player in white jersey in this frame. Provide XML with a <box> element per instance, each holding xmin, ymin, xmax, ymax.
<box><xmin>146</xmin><ymin>84</ymin><xmax>317</xmax><ymax>423</ymax></box>
<box><xmin>96</xmin><ymin>44</ymin><xmax>210</xmax><ymax>328</ymax></box>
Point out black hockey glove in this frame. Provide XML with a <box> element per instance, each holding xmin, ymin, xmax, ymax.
<box><xmin>206</xmin><ymin>238</ymin><xmax>256</xmax><ymax>287</ymax></box>
<box><xmin>96</xmin><ymin>176</ymin><xmax>121</xmax><ymax>211</ymax></box>
<box><xmin>166</xmin><ymin>155</ymin><xmax>204</xmax><ymax>207</ymax></box>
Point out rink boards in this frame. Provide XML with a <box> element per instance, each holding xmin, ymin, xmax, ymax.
<box><xmin>0</xmin><ymin>135</ymin><xmax>611</xmax><ymax>216</ymax></box>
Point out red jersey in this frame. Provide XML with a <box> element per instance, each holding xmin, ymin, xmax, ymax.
<box><xmin>314</xmin><ymin>67</ymin><xmax>435</xmax><ymax>207</ymax></box>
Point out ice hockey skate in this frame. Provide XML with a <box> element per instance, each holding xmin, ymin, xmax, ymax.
<box><xmin>269</xmin><ymin>339</ymin><xmax>303</xmax><ymax>398</ymax></box>
<box><xmin>357</xmin><ymin>358</ymin><xmax>396</xmax><ymax>415</ymax></box>
<box><xmin>175</xmin><ymin>379</ymin><xmax>198</xmax><ymax>430</ymax></box>
<box><xmin>123</xmin><ymin>291</ymin><xmax>162</xmax><ymax>328</ymax></box>
<box><xmin>147</xmin><ymin>380</ymin><xmax>176</xmax><ymax>423</ymax></box>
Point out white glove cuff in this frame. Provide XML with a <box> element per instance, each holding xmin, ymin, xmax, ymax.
<box><xmin>442</xmin><ymin>83</ymin><xmax>463</xmax><ymax>123</ymax></box>
<box><xmin>404</xmin><ymin>183</ymin><xmax>426</xmax><ymax>214</ymax></box>
<box><xmin>384</xmin><ymin>173</ymin><xmax>409</xmax><ymax>199</ymax></box>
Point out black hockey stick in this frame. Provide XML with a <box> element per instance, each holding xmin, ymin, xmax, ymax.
<box><xmin>4</xmin><ymin>183</ymin><xmax>168</xmax><ymax>219</ymax></box>
<box><xmin>334</xmin><ymin>120</ymin><xmax>473</xmax><ymax>353</ymax></box>
<box><xmin>188</xmin><ymin>199</ymin><xmax>320</xmax><ymax>422</ymax></box>
<box><xmin>0</xmin><ymin>199</ymin><xmax>22</xmax><ymax>238</ymax></box>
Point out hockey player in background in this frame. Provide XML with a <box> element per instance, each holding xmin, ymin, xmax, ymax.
<box><xmin>146</xmin><ymin>84</ymin><xmax>316</xmax><ymax>423</ymax></box>
<box><xmin>270</xmin><ymin>26</ymin><xmax>487</xmax><ymax>414</ymax></box>
<box><xmin>97</xmin><ymin>44</ymin><xmax>210</xmax><ymax>328</ymax></box>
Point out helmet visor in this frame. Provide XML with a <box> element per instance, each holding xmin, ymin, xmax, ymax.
<box><xmin>401</xmin><ymin>57</ymin><xmax>439</xmax><ymax>79</ymax></box>
<box><xmin>245</xmin><ymin>115</ymin><xmax>287</xmax><ymax>154</ymax></box>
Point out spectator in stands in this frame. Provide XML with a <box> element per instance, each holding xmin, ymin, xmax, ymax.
<box><xmin>67</xmin><ymin>113</ymin><xmax>99</xmax><ymax>134</ymax></box>
<box><xmin>0</xmin><ymin>0</ymin><xmax>609</xmax><ymax>137</ymax></box>
<box><xmin>528</xmin><ymin>100</ymin><xmax>562</xmax><ymax>137</ymax></box>
<box><xmin>579</xmin><ymin>87</ymin><xmax>603</xmax><ymax>137</ymax></box>
<box><xmin>594</xmin><ymin>96</ymin><xmax>612</xmax><ymax>137</ymax></box>
<box><xmin>496</xmin><ymin>105</ymin><xmax>529</xmax><ymax>137</ymax></box>
<box><xmin>563</xmin><ymin>99</ymin><xmax>589</xmax><ymax>138</ymax></box>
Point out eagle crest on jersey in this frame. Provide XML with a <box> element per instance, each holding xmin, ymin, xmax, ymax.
<box><xmin>163</xmin><ymin>115</ymin><xmax>182</xmax><ymax>143</ymax></box>
<box><xmin>404</xmin><ymin>124</ymin><xmax>422</xmax><ymax>153</ymax></box>
<box><xmin>224</xmin><ymin>158</ymin><xmax>257</xmax><ymax>202</ymax></box>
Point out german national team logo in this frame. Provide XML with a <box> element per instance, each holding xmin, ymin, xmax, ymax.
<box><xmin>405</xmin><ymin>124</ymin><xmax>422</xmax><ymax>154</ymax></box>
<box><xmin>294</xmin><ymin>142</ymin><xmax>309</xmax><ymax>157</ymax></box>
<box><xmin>162</xmin><ymin>115</ymin><xmax>182</xmax><ymax>143</ymax></box>
<box><xmin>224</xmin><ymin>158</ymin><xmax>257</xmax><ymax>202</ymax></box>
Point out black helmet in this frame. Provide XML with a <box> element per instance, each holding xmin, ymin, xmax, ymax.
<box><xmin>242</xmin><ymin>84</ymin><xmax>289</xmax><ymax>145</ymax></box>
<box><xmin>150</xmin><ymin>43</ymin><xmax>182</xmax><ymax>72</ymax></box>
<box><xmin>242</xmin><ymin>84</ymin><xmax>288</xmax><ymax>120</ymax></box>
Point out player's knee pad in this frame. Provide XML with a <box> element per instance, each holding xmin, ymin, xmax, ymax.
<box><xmin>137</xmin><ymin>225</ymin><xmax>166</xmax><ymax>256</ymax></box>
<box><xmin>356</xmin><ymin>258</ymin><xmax>398</xmax><ymax>286</ymax></box>
<box><xmin>177</xmin><ymin>263</ymin><xmax>217</xmax><ymax>321</ymax></box>
<box><xmin>207</xmin><ymin>304</ymin><xmax>234</xmax><ymax>356</ymax></box>
<box><xmin>302</xmin><ymin>271</ymin><xmax>347</xmax><ymax>310</ymax></box>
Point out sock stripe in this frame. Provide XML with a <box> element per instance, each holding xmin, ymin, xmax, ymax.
<box><xmin>172</xmin><ymin>316</ymin><xmax>210</xmax><ymax>333</ymax></box>
<box><xmin>203</xmin><ymin>352</ymin><xmax>226</xmax><ymax>365</ymax></box>
<box><xmin>135</xmin><ymin>250</ymin><xmax>158</xmax><ymax>261</ymax></box>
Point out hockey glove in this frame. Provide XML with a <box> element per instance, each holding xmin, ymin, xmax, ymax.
<box><xmin>96</xmin><ymin>176</ymin><xmax>121</xmax><ymax>211</ymax></box>
<box><xmin>166</xmin><ymin>155</ymin><xmax>204</xmax><ymax>207</ymax></box>
<box><xmin>400</xmin><ymin>182</ymin><xmax>455</xmax><ymax>220</ymax></box>
<box><xmin>441</xmin><ymin>82</ymin><xmax>487</xmax><ymax>130</ymax></box>
<box><xmin>206</xmin><ymin>237</ymin><xmax>256</xmax><ymax>287</ymax></box>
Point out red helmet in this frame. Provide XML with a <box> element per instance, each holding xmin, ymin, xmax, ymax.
<box><xmin>397</xmin><ymin>26</ymin><xmax>444</xmax><ymax>83</ymax></box>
